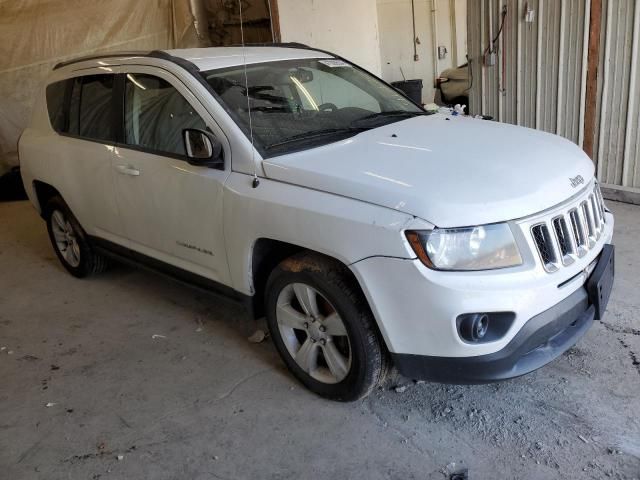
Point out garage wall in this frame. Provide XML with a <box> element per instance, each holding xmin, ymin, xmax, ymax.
<box><xmin>377</xmin><ymin>0</ymin><xmax>467</xmax><ymax>103</ymax></box>
<box><xmin>468</xmin><ymin>0</ymin><xmax>590</xmax><ymax>139</ymax></box>
<box><xmin>596</xmin><ymin>0</ymin><xmax>640</xmax><ymax>191</ymax></box>
<box><xmin>468</xmin><ymin>0</ymin><xmax>640</xmax><ymax>197</ymax></box>
<box><xmin>277</xmin><ymin>0</ymin><xmax>383</xmax><ymax>76</ymax></box>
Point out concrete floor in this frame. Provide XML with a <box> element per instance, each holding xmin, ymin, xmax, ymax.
<box><xmin>1</xmin><ymin>199</ymin><xmax>639</xmax><ymax>480</ymax></box>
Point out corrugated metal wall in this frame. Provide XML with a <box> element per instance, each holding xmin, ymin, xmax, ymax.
<box><xmin>468</xmin><ymin>0</ymin><xmax>640</xmax><ymax>195</ymax></box>
<box><xmin>597</xmin><ymin>0</ymin><xmax>640</xmax><ymax>189</ymax></box>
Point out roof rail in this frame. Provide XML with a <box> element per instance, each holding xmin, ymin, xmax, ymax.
<box><xmin>229</xmin><ymin>42</ymin><xmax>313</xmax><ymax>49</ymax></box>
<box><xmin>53</xmin><ymin>51</ymin><xmax>151</xmax><ymax>70</ymax></box>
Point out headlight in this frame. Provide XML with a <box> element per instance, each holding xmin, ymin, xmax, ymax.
<box><xmin>405</xmin><ymin>224</ymin><xmax>523</xmax><ymax>271</ymax></box>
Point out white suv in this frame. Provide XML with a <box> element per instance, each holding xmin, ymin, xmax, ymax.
<box><xmin>19</xmin><ymin>45</ymin><xmax>615</xmax><ymax>401</ymax></box>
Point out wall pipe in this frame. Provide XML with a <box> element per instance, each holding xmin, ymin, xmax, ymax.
<box><xmin>556</xmin><ymin>0</ymin><xmax>566</xmax><ymax>135</ymax></box>
<box><xmin>597</xmin><ymin>0</ymin><xmax>613</xmax><ymax>181</ymax></box>
<box><xmin>480</xmin><ymin>0</ymin><xmax>487</xmax><ymax>114</ymax></box>
<box><xmin>450</xmin><ymin>0</ymin><xmax>458</xmax><ymax>67</ymax></box>
<box><xmin>578</xmin><ymin>0</ymin><xmax>592</xmax><ymax>147</ymax></box>
<box><xmin>535</xmin><ymin>0</ymin><xmax>544</xmax><ymax>130</ymax></box>
<box><xmin>622</xmin><ymin>1</ymin><xmax>640</xmax><ymax>186</ymax></box>
<box><xmin>516</xmin><ymin>0</ymin><xmax>522</xmax><ymax>126</ymax></box>
<box><xmin>430</xmin><ymin>0</ymin><xmax>439</xmax><ymax>87</ymax></box>
<box><xmin>498</xmin><ymin>0</ymin><xmax>504</xmax><ymax>123</ymax></box>
<box><xmin>411</xmin><ymin>0</ymin><xmax>418</xmax><ymax>61</ymax></box>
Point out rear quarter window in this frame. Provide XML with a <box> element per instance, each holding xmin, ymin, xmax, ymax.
<box><xmin>45</xmin><ymin>80</ymin><xmax>69</xmax><ymax>133</ymax></box>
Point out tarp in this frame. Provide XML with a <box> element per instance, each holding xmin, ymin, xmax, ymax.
<box><xmin>0</xmin><ymin>0</ymin><xmax>206</xmax><ymax>167</ymax></box>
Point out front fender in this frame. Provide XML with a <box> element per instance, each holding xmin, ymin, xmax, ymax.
<box><xmin>223</xmin><ymin>172</ymin><xmax>431</xmax><ymax>295</ymax></box>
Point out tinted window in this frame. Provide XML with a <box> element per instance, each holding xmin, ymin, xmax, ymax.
<box><xmin>124</xmin><ymin>73</ymin><xmax>206</xmax><ymax>156</ymax></box>
<box><xmin>68</xmin><ymin>75</ymin><xmax>116</xmax><ymax>142</ymax></box>
<box><xmin>46</xmin><ymin>80</ymin><xmax>68</xmax><ymax>133</ymax></box>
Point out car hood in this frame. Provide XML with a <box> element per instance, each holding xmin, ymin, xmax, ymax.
<box><xmin>262</xmin><ymin>114</ymin><xmax>595</xmax><ymax>227</ymax></box>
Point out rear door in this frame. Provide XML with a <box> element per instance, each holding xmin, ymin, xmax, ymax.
<box><xmin>111</xmin><ymin>66</ymin><xmax>232</xmax><ymax>285</ymax></box>
<box><xmin>44</xmin><ymin>72</ymin><xmax>124</xmax><ymax>243</ymax></box>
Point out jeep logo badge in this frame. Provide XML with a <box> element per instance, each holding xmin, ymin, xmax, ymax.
<box><xmin>570</xmin><ymin>175</ymin><xmax>584</xmax><ymax>188</ymax></box>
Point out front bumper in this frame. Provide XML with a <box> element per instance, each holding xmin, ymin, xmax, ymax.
<box><xmin>391</xmin><ymin>286</ymin><xmax>594</xmax><ymax>383</ymax></box>
<box><xmin>368</xmin><ymin>243</ymin><xmax>614</xmax><ymax>383</ymax></box>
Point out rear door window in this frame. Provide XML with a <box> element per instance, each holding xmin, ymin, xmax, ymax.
<box><xmin>68</xmin><ymin>75</ymin><xmax>116</xmax><ymax>142</ymax></box>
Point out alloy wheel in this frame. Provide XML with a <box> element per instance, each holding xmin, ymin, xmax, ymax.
<box><xmin>50</xmin><ymin>210</ymin><xmax>81</xmax><ymax>267</ymax></box>
<box><xmin>275</xmin><ymin>282</ymin><xmax>352</xmax><ymax>384</ymax></box>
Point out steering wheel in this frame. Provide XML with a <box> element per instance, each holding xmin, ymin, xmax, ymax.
<box><xmin>318</xmin><ymin>102</ymin><xmax>338</xmax><ymax>112</ymax></box>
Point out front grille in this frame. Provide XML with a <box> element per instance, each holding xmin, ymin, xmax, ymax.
<box><xmin>530</xmin><ymin>183</ymin><xmax>607</xmax><ymax>273</ymax></box>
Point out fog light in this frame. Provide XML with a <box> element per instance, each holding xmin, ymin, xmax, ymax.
<box><xmin>456</xmin><ymin>312</ymin><xmax>515</xmax><ymax>344</ymax></box>
<box><xmin>459</xmin><ymin>313</ymin><xmax>489</xmax><ymax>342</ymax></box>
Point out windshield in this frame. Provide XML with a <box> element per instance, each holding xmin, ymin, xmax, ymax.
<box><xmin>202</xmin><ymin>58</ymin><xmax>424</xmax><ymax>156</ymax></box>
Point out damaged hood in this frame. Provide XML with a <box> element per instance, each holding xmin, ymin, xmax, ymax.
<box><xmin>262</xmin><ymin>114</ymin><xmax>595</xmax><ymax>227</ymax></box>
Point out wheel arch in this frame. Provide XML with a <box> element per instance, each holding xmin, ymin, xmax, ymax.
<box><xmin>249</xmin><ymin>239</ymin><xmax>366</xmax><ymax>315</ymax></box>
<box><xmin>32</xmin><ymin>180</ymin><xmax>62</xmax><ymax>217</ymax></box>
<box><xmin>250</xmin><ymin>238</ymin><xmax>305</xmax><ymax>319</ymax></box>
<box><xmin>249</xmin><ymin>238</ymin><xmax>389</xmax><ymax>354</ymax></box>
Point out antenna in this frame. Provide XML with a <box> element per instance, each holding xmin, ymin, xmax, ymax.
<box><xmin>239</xmin><ymin>0</ymin><xmax>260</xmax><ymax>188</ymax></box>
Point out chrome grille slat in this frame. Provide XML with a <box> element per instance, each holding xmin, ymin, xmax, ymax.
<box><xmin>552</xmin><ymin>215</ymin><xmax>575</xmax><ymax>265</ymax></box>
<box><xmin>580</xmin><ymin>201</ymin><xmax>597</xmax><ymax>248</ymax></box>
<box><xmin>569</xmin><ymin>208</ymin><xmax>587</xmax><ymax>256</ymax></box>
<box><xmin>590</xmin><ymin>194</ymin><xmax>603</xmax><ymax>237</ymax></box>
<box><xmin>531</xmin><ymin>223</ymin><xmax>559</xmax><ymax>272</ymax></box>
<box><xmin>589</xmin><ymin>195</ymin><xmax>598</xmax><ymax>224</ymax></box>
<box><xmin>530</xmin><ymin>183</ymin><xmax>606</xmax><ymax>272</ymax></box>
<box><xmin>595</xmin><ymin>185</ymin><xmax>606</xmax><ymax>223</ymax></box>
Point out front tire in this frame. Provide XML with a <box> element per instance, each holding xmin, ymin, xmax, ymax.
<box><xmin>45</xmin><ymin>196</ymin><xmax>108</xmax><ymax>278</ymax></box>
<box><xmin>265</xmin><ymin>252</ymin><xmax>387</xmax><ymax>401</ymax></box>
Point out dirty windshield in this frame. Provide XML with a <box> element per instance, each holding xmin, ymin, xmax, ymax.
<box><xmin>202</xmin><ymin>58</ymin><xmax>424</xmax><ymax>156</ymax></box>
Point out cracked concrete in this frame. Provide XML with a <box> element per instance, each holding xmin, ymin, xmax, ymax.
<box><xmin>1</xmin><ymin>200</ymin><xmax>639</xmax><ymax>479</ymax></box>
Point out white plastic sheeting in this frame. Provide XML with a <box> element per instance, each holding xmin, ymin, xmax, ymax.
<box><xmin>0</xmin><ymin>0</ymin><xmax>203</xmax><ymax>165</ymax></box>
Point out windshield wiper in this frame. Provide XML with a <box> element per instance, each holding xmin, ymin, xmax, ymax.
<box><xmin>265</xmin><ymin>127</ymin><xmax>370</xmax><ymax>150</ymax></box>
<box><xmin>351</xmin><ymin>110</ymin><xmax>430</xmax><ymax>127</ymax></box>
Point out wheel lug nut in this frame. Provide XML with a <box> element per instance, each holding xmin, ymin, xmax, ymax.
<box><xmin>310</xmin><ymin>338</ymin><xmax>316</xmax><ymax>343</ymax></box>
<box><xmin>319</xmin><ymin>326</ymin><xmax>326</xmax><ymax>333</ymax></box>
<box><xmin>320</xmin><ymin>339</ymin><xmax>326</xmax><ymax>346</ymax></box>
<box><xmin>304</xmin><ymin>322</ymin><xmax>309</xmax><ymax>329</ymax></box>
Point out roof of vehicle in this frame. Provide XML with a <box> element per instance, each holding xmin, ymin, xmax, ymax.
<box><xmin>165</xmin><ymin>46</ymin><xmax>334</xmax><ymax>71</ymax></box>
<box><xmin>53</xmin><ymin>44</ymin><xmax>335</xmax><ymax>72</ymax></box>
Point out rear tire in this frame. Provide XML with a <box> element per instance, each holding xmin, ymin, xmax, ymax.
<box><xmin>45</xmin><ymin>196</ymin><xmax>108</xmax><ymax>278</ymax></box>
<box><xmin>265</xmin><ymin>252</ymin><xmax>387</xmax><ymax>401</ymax></box>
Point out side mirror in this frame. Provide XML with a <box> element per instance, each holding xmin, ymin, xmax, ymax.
<box><xmin>183</xmin><ymin>129</ymin><xmax>224</xmax><ymax>168</ymax></box>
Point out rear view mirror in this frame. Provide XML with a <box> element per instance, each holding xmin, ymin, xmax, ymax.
<box><xmin>290</xmin><ymin>68</ymin><xmax>314</xmax><ymax>83</ymax></box>
<box><xmin>183</xmin><ymin>129</ymin><xmax>224</xmax><ymax>168</ymax></box>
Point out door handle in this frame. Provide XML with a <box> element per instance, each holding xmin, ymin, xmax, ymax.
<box><xmin>115</xmin><ymin>165</ymin><xmax>140</xmax><ymax>176</ymax></box>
